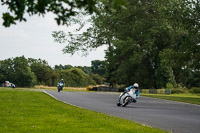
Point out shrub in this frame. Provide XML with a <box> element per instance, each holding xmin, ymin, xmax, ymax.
<box><xmin>189</xmin><ymin>87</ymin><xmax>200</xmax><ymax>94</ymax></box>
<box><xmin>171</xmin><ymin>89</ymin><xmax>187</xmax><ymax>94</ymax></box>
<box><xmin>60</xmin><ymin>68</ymin><xmax>96</xmax><ymax>87</ymax></box>
<box><xmin>90</xmin><ymin>74</ymin><xmax>105</xmax><ymax>85</ymax></box>
<box><xmin>166</xmin><ymin>83</ymin><xmax>174</xmax><ymax>89</ymax></box>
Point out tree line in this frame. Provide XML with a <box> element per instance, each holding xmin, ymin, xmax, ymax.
<box><xmin>0</xmin><ymin>56</ymin><xmax>106</xmax><ymax>87</ymax></box>
<box><xmin>1</xmin><ymin>0</ymin><xmax>200</xmax><ymax>89</ymax></box>
<box><xmin>52</xmin><ymin>0</ymin><xmax>200</xmax><ymax>89</ymax></box>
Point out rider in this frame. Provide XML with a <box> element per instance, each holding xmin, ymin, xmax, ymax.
<box><xmin>57</xmin><ymin>79</ymin><xmax>64</xmax><ymax>91</ymax></box>
<box><xmin>133</xmin><ymin>83</ymin><xmax>139</xmax><ymax>98</ymax></box>
<box><xmin>125</xmin><ymin>83</ymin><xmax>139</xmax><ymax>96</ymax></box>
<box><xmin>118</xmin><ymin>83</ymin><xmax>139</xmax><ymax>103</ymax></box>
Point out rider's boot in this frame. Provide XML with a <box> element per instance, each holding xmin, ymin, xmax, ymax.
<box><xmin>132</xmin><ymin>99</ymin><xmax>137</xmax><ymax>103</ymax></box>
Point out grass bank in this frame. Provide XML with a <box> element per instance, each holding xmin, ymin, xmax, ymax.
<box><xmin>141</xmin><ymin>93</ymin><xmax>200</xmax><ymax>105</ymax></box>
<box><xmin>0</xmin><ymin>88</ymin><xmax>167</xmax><ymax>133</ymax></box>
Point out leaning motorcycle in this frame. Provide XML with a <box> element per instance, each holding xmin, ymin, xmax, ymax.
<box><xmin>57</xmin><ymin>82</ymin><xmax>64</xmax><ymax>92</ymax></box>
<box><xmin>117</xmin><ymin>89</ymin><xmax>137</xmax><ymax>107</ymax></box>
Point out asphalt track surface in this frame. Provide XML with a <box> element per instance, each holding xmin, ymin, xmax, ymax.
<box><xmin>44</xmin><ymin>90</ymin><xmax>200</xmax><ymax>133</ymax></box>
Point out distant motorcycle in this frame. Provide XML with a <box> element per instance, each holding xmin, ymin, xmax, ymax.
<box><xmin>117</xmin><ymin>88</ymin><xmax>137</xmax><ymax>107</ymax></box>
<box><xmin>57</xmin><ymin>82</ymin><xmax>64</xmax><ymax>92</ymax></box>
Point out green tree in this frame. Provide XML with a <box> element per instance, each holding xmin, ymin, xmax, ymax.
<box><xmin>54</xmin><ymin>64</ymin><xmax>73</xmax><ymax>71</ymax></box>
<box><xmin>76</xmin><ymin>66</ymin><xmax>92</xmax><ymax>75</ymax></box>
<box><xmin>90</xmin><ymin>74</ymin><xmax>105</xmax><ymax>85</ymax></box>
<box><xmin>0</xmin><ymin>58</ymin><xmax>13</xmax><ymax>83</ymax></box>
<box><xmin>52</xmin><ymin>0</ymin><xmax>200</xmax><ymax>88</ymax></box>
<box><xmin>60</xmin><ymin>68</ymin><xmax>95</xmax><ymax>87</ymax></box>
<box><xmin>91</xmin><ymin>60</ymin><xmax>106</xmax><ymax>76</ymax></box>
<box><xmin>12</xmin><ymin>56</ymin><xmax>36</xmax><ymax>87</ymax></box>
<box><xmin>1</xmin><ymin>0</ymin><xmax>126</xmax><ymax>27</ymax></box>
<box><xmin>28</xmin><ymin>58</ymin><xmax>57</xmax><ymax>86</ymax></box>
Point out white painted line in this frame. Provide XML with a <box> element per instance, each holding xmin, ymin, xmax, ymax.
<box><xmin>43</xmin><ymin>90</ymin><xmax>83</xmax><ymax>109</ymax></box>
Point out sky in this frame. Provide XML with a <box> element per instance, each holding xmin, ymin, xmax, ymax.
<box><xmin>0</xmin><ymin>5</ymin><xmax>106</xmax><ymax>67</ymax></box>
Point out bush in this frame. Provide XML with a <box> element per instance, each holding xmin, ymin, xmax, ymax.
<box><xmin>189</xmin><ymin>87</ymin><xmax>200</xmax><ymax>94</ymax></box>
<box><xmin>166</xmin><ymin>83</ymin><xmax>174</xmax><ymax>89</ymax></box>
<box><xmin>171</xmin><ymin>89</ymin><xmax>187</xmax><ymax>94</ymax></box>
<box><xmin>90</xmin><ymin>74</ymin><xmax>105</xmax><ymax>85</ymax></box>
<box><xmin>60</xmin><ymin>68</ymin><xmax>96</xmax><ymax>87</ymax></box>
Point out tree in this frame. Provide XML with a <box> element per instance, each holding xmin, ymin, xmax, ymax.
<box><xmin>28</xmin><ymin>58</ymin><xmax>57</xmax><ymax>86</ymax></box>
<box><xmin>0</xmin><ymin>56</ymin><xmax>37</xmax><ymax>87</ymax></box>
<box><xmin>1</xmin><ymin>0</ymin><xmax>126</xmax><ymax>27</ymax></box>
<box><xmin>76</xmin><ymin>66</ymin><xmax>92</xmax><ymax>75</ymax></box>
<box><xmin>52</xmin><ymin>0</ymin><xmax>200</xmax><ymax>88</ymax></box>
<box><xmin>0</xmin><ymin>58</ymin><xmax>13</xmax><ymax>83</ymax></box>
<box><xmin>91</xmin><ymin>60</ymin><xmax>106</xmax><ymax>76</ymax></box>
<box><xmin>60</xmin><ymin>67</ymin><xmax>95</xmax><ymax>87</ymax></box>
<box><xmin>90</xmin><ymin>74</ymin><xmax>105</xmax><ymax>85</ymax></box>
<box><xmin>54</xmin><ymin>64</ymin><xmax>73</xmax><ymax>71</ymax></box>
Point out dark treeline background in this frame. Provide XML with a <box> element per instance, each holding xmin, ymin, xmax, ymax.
<box><xmin>0</xmin><ymin>56</ymin><xmax>106</xmax><ymax>87</ymax></box>
<box><xmin>1</xmin><ymin>1</ymin><xmax>200</xmax><ymax>89</ymax></box>
<box><xmin>52</xmin><ymin>0</ymin><xmax>200</xmax><ymax>89</ymax></box>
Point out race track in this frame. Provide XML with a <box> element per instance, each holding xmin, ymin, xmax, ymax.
<box><xmin>44</xmin><ymin>90</ymin><xmax>200</xmax><ymax>133</ymax></box>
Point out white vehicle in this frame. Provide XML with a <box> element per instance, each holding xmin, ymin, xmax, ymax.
<box><xmin>117</xmin><ymin>88</ymin><xmax>137</xmax><ymax>107</ymax></box>
<box><xmin>4</xmin><ymin>81</ymin><xmax>15</xmax><ymax>88</ymax></box>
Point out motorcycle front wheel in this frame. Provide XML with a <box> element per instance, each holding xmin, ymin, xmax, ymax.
<box><xmin>122</xmin><ymin>96</ymin><xmax>131</xmax><ymax>107</ymax></box>
<box><xmin>117</xmin><ymin>102</ymin><xmax>121</xmax><ymax>106</ymax></box>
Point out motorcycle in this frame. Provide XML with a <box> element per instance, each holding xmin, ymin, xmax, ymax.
<box><xmin>57</xmin><ymin>82</ymin><xmax>64</xmax><ymax>92</ymax></box>
<box><xmin>117</xmin><ymin>88</ymin><xmax>137</xmax><ymax>107</ymax></box>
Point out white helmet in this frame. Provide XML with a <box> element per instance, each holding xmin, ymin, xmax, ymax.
<box><xmin>133</xmin><ymin>83</ymin><xmax>139</xmax><ymax>88</ymax></box>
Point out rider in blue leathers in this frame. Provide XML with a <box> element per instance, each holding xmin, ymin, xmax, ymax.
<box><xmin>57</xmin><ymin>79</ymin><xmax>64</xmax><ymax>92</ymax></box>
<box><xmin>118</xmin><ymin>83</ymin><xmax>139</xmax><ymax>103</ymax></box>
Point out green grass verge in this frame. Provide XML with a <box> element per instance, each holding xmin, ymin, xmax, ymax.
<box><xmin>141</xmin><ymin>93</ymin><xmax>200</xmax><ymax>105</ymax></box>
<box><xmin>0</xmin><ymin>88</ymin><xmax>167</xmax><ymax>133</ymax></box>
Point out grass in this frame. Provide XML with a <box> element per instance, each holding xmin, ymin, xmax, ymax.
<box><xmin>141</xmin><ymin>93</ymin><xmax>200</xmax><ymax>105</ymax></box>
<box><xmin>0</xmin><ymin>88</ymin><xmax>167</xmax><ymax>133</ymax></box>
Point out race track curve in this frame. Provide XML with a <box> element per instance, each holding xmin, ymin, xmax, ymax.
<box><xmin>44</xmin><ymin>90</ymin><xmax>200</xmax><ymax>133</ymax></box>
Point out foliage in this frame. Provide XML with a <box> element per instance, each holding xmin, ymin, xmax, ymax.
<box><xmin>54</xmin><ymin>64</ymin><xmax>73</xmax><ymax>71</ymax></box>
<box><xmin>28</xmin><ymin>58</ymin><xmax>57</xmax><ymax>86</ymax></box>
<box><xmin>52</xmin><ymin>0</ymin><xmax>200</xmax><ymax>89</ymax></box>
<box><xmin>90</xmin><ymin>74</ymin><xmax>105</xmax><ymax>85</ymax></box>
<box><xmin>166</xmin><ymin>83</ymin><xmax>174</xmax><ymax>90</ymax></box>
<box><xmin>0</xmin><ymin>56</ymin><xmax>36</xmax><ymax>87</ymax></box>
<box><xmin>91</xmin><ymin>60</ymin><xmax>106</xmax><ymax>76</ymax></box>
<box><xmin>189</xmin><ymin>87</ymin><xmax>200</xmax><ymax>94</ymax></box>
<box><xmin>171</xmin><ymin>89</ymin><xmax>187</xmax><ymax>94</ymax></box>
<box><xmin>1</xmin><ymin>0</ymin><xmax>126</xmax><ymax>27</ymax></box>
<box><xmin>76</xmin><ymin>66</ymin><xmax>92</xmax><ymax>75</ymax></box>
<box><xmin>60</xmin><ymin>68</ymin><xmax>96</xmax><ymax>87</ymax></box>
<box><xmin>1</xmin><ymin>56</ymin><xmax>105</xmax><ymax>87</ymax></box>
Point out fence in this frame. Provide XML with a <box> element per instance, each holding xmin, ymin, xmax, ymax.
<box><xmin>140</xmin><ymin>89</ymin><xmax>171</xmax><ymax>95</ymax></box>
<box><xmin>87</xmin><ymin>86</ymin><xmax>171</xmax><ymax>95</ymax></box>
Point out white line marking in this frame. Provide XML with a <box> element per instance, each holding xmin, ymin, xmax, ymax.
<box><xmin>43</xmin><ymin>90</ymin><xmax>83</xmax><ymax>109</ymax></box>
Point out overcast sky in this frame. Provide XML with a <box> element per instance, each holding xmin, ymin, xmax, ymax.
<box><xmin>0</xmin><ymin>6</ymin><xmax>106</xmax><ymax>67</ymax></box>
